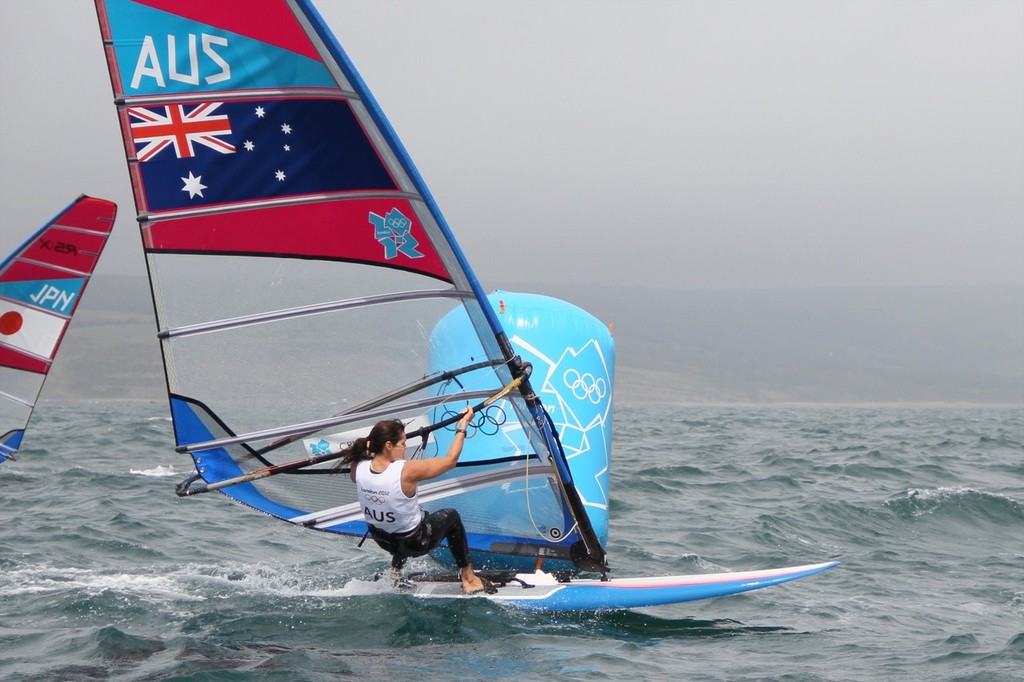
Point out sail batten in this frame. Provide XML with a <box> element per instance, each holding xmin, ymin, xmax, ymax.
<box><xmin>137</xmin><ymin>189</ymin><xmax>425</xmax><ymax>224</ymax></box>
<box><xmin>117</xmin><ymin>87</ymin><xmax>355</xmax><ymax>107</ymax></box>
<box><xmin>13</xmin><ymin>259</ymin><xmax>100</xmax><ymax>280</ymax></box>
<box><xmin>177</xmin><ymin>389</ymin><xmax>500</xmax><ymax>454</ymax></box>
<box><xmin>44</xmin><ymin>224</ymin><xmax>113</xmax><ymax>238</ymax></box>
<box><xmin>160</xmin><ymin>289</ymin><xmax>474</xmax><ymax>340</ymax></box>
<box><xmin>0</xmin><ymin>390</ymin><xmax>34</xmax><ymax>409</ymax></box>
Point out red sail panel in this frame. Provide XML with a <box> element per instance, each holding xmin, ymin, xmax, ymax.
<box><xmin>142</xmin><ymin>199</ymin><xmax>452</xmax><ymax>282</ymax></box>
<box><xmin>16</xmin><ymin>227</ymin><xmax>111</xmax><ymax>275</ymax></box>
<box><xmin>0</xmin><ymin>346</ymin><xmax>50</xmax><ymax>375</ymax></box>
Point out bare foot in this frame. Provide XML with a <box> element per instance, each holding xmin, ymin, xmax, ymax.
<box><xmin>461</xmin><ymin>564</ymin><xmax>485</xmax><ymax>594</ymax></box>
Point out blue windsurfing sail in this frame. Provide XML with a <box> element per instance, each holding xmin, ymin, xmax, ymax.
<box><xmin>94</xmin><ymin>0</ymin><xmax>611</xmax><ymax>572</ymax></box>
<box><xmin>0</xmin><ymin>195</ymin><xmax>117</xmax><ymax>464</ymax></box>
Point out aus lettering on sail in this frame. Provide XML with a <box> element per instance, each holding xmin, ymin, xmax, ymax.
<box><xmin>131</xmin><ymin>33</ymin><xmax>230</xmax><ymax>90</ymax></box>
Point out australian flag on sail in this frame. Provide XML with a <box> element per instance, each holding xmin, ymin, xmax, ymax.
<box><xmin>131</xmin><ymin>97</ymin><xmax>397</xmax><ymax>212</ymax></box>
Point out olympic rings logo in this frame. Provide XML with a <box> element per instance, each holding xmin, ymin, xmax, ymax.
<box><xmin>366</xmin><ymin>494</ymin><xmax>387</xmax><ymax>505</ymax></box>
<box><xmin>439</xmin><ymin>403</ymin><xmax>507</xmax><ymax>436</ymax></box>
<box><xmin>562</xmin><ymin>369</ymin><xmax>607</xmax><ymax>404</ymax></box>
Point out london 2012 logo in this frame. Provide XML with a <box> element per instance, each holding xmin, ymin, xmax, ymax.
<box><xmin>369</xmin><ymin>208</ymin><xmax>423</xmax><ymax>260</ymax></box>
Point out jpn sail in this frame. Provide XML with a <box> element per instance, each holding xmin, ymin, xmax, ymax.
<box><xmin>0</xmin><ymin>196</ymin><xmax>117</xmax><ymax>464</ymax></box>
<box><xmin>95</xmin><ymin>0</ymin><xmax>610</xmax><ymax>572</ymax></box>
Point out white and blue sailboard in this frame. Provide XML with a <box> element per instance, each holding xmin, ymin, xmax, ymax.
<box><xmin>403</xmin><ymin>562</ymin><xmax>839</xmax><ymax>611</ymax></box>
<box><xmin>0</xmin><ymin>196</ymin><xmax>117</xmax><ymax>464</ymax></box>
<box><xmin>93</xmin><ymin>0</ymin><xmax>835</xmax><ymax>610</ymax></box>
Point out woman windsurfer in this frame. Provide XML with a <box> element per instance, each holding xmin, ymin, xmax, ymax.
<box><xmin>339</xmin><ymin>408</ymin><xmax>486</xmax><ymax>594</ymax></box>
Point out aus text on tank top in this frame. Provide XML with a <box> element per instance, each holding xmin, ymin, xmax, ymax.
<box><xmin>355</xmin><ymin>459</ymin><xmax>422</xmax><ymax>534</ymax></box>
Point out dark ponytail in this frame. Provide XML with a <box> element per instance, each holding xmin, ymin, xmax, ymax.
<box><xmin>336</xmin><ymin>419</ymin><xmax>406</xmax><ymax>470</ymax></box>
<box><xmin>337</xmin><ymin>436</ymin><xmax>371</xmax><ymax>470</ymax></box>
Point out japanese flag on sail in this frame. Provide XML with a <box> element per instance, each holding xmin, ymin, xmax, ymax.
<box><xmin>0</xmin><ymin>299</ymin><xmax>66</xmax><ymax>360</ymax></box>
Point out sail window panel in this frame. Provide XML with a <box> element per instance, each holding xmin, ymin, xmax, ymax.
<box><xmin>159</xmin><ymin>295</ymin><xmax>481</xmax><ymax>442</ymax></box>
<box><xmin>0</xmin><ymin>367</ymin><xmax>43</xmax><ymax>407</ymax></box>
<box><xmin>425</xmin><ymin>394</ymin><xmax>538</xmax><ymax>466</ymax></box>
<box><xmin>147</xmin><ymin>253</ymin><xmax>452</xmax><ymax>329</ymax></box>
<box><xmin>0</xmin><ymin>398</ymin><xmax>33</xmax><ymax>433</ymax></box>
<box><xmin>424</xmin><ymin>472</ymin><xmax>569</xmax><ymax>542</ymax></box>
<box><xmin>252</xmin><ymin>457</ymin><xmax>356</xmax><ymax>515</ymax></box>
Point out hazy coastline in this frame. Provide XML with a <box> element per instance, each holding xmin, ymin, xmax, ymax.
<box><xmin>46</xmin><ymin>275</ymin><xmax>1023</xmax><ymax>406</ymax></box>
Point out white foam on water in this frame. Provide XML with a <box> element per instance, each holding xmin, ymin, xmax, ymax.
<box><xmin>1</xmin><ymin>564</ymin><xmax>206</xmax><ymax>602</ymax></box>
<box><xmin>0</xmin><ymin>560</ymin><xmax>380</xmax><ymax>602</ymax></box>
<box><xmin>128</xmin><ymin>464</ymin><xmax>179</xmax><ymax>477</ymax></box>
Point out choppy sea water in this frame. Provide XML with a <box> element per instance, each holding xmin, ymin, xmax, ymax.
<box><xmin>1</xmin><ymin>401</ymin><xmax>1021</xmax><ymax>681</ymax></box>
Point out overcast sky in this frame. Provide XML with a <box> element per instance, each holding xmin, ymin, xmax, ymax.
<box><xmin>1</xmin><ymin>0</ymin><xmax>1021</xmax><ymax>292</ymax></box>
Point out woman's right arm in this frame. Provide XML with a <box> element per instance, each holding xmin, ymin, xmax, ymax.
<box><xmin>403</xmin><ymin>407</ymin><xmax>474</xmax><ymax>485</ymax></box>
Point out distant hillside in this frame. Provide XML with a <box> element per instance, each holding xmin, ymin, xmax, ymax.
<box><xmin>43</xmin><ymin>275</ymin><xmax>1024</xmax><ymax>405</ymax></box>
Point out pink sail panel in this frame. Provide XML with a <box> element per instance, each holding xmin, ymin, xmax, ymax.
<box><xmin>141</xmin><ymin>198</ymin><xmax>452</xmax><ymax>282</ymax></box>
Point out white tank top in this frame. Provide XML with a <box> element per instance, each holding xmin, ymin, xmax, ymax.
<box><xmin>355</xmin><ymin>459</ymin><xmax>422</xmax><ymax>534</ymax></box>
